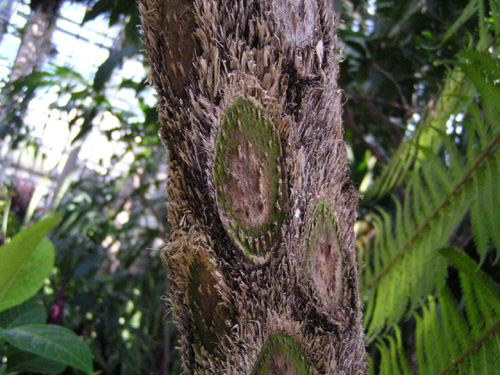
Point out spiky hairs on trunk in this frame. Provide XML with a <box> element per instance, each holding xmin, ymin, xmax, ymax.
<box><xmin>139</xmin><ymin>0</ymin><xmax>368</xmax><ymax>373</ymax></box>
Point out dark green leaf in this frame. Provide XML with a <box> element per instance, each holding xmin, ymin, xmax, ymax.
<box><xmin>0</xmin><ymin>299</ymin><xmax>46</xmax><ymax>328</ymax></box>
<box><xmin>0</xmin><ymin>324</ymin><xmax>93</xmax><ymax>373</ymax></box>
<box><xmin>440</xmin><ymin>0</ymin><xmax>478</xmax><ymax>45</ymax></box>
<box><xmin>6</xmin><ymin>348</ymin><xmax>66</xmax><ymax>374</ymax></box>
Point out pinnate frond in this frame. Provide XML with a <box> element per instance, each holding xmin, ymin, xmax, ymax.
<box><xmin>375</xmin><ymin>249</ymin><xmax>500</xmax><ymax>374</ymax></box>
<box><xmin>362</xmin><ymin>50</ymin><xmax>500</xmax><ymax>339</ymax></box>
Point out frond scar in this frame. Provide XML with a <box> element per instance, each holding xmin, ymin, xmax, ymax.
<box><xmin>251</xmin><ymin>332</ymin><xmax>313</xmax><ymax>375</ymax></box>
<box><xmin>306</xmin><ymin>198</ymin><xmax>344</xmax><ymax>308</ymax></box>
<box><xmin>188</xmin><ymin>257</ymin><xmax>230</xmax><ymax>354</ymax></box>
<box><xmin>214</xmin><ymin>98</ymin><xmax>287</xmax><ymax>263</ymax></box>
<box><xmin>162</xmin><ymin>0</ymin><xmax>196</xmax><ymax>98</ymax></box>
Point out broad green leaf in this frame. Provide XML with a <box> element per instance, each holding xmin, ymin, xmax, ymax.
<box><xmin>0</xmin><ymin>215</ymin><xmax>59</xmax><ymax>312</ymax></box>
<box><xmin>0</xmin><ymin>324</ymin><xmax>93</xmax><ymax>373</ymax></box>
<box><xmin>0</xmin><ymin>238</ymin><xmax>55</xmax><ymax>312</ymax></box>
<box><xmin>0</xmin><ymin>299</ymin><xmax>46</xmax><ymax>328</ymax></box>
<box><xmin>6</xmin><ymin>348</ymin><xmax>67</xmax><ymax>374</ymax></box>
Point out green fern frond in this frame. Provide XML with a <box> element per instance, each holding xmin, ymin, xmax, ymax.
<box><xmin>376</xmin><ymin>326</ymin><xmax>412</xmax><ymax>375</ymax></box>
<box><xmin>459</xmin><ymin>54</ymin><xmax>500</xmax><ymax>128</ymax></box>
<box><xmin>368</xmin><ymin>0</ymin><xmax>500</xmax><ymax>199</ymax></box>
<box><xmin>363</xmin><ymin>141</ymin><xmax>494</xmax><ymax>337</ymax></box>
<box><xmin>362</xmin><ymin>50</ymin><xmax>500</xmax><ymax>339</ymax></box>
<box><xmin>374</xmin><ymin>249</ymin><xmax>500</xmax><ymax>374</ymax></box>
<box><xmin>459</xmin><ymin>50</ymin><xmax>500</xmax><ymax>80</ymax></box>
<box><xmin>459</xmin><ymin>53</ymin><xmax>500</xmax><ymax>263</ymax></box>
<box><xmin>368</xmin><ymin>66</ymin><xmax>470</xmax><ymax>199</ymax></box>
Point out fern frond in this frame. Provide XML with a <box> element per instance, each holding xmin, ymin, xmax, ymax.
<box><xmin>368</xmin><ymin>66</ymin><xmax>470</xmax><ymax>198</ymax></box>
<box><xmin>362</xmin><ymin>50</ymin><xmax>500</xmax><ymax>339</ymax></box>
<box><xmin>459</xmin><ymin>50</ymin><xmax>500</xmax><ymax>80</ymax></box>
<box><xmin>374</xmin><ymin>250</ymin><xmax>500</xmax><ymax>374</ymax></box>
<box><xmin>376</xmin><ymin>326</ymin><xmax>412</xmax><ymax>375</ymax></box>
<box><xmin>460</xmin><ymin>53</ymin><xmax>500</xmax><ymax>263</ymax></box>
<box><xmin>369</xmin><ymin>3</ymin><xmax>500</xmax><ymax>199</ymax></box>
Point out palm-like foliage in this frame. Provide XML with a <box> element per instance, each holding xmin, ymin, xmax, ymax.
<box><xmin>360</xmin><ymin>1</ymin><xmax>500</xmax><ymax>371</ymax></box>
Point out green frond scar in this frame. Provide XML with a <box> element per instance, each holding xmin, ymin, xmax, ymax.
<box><xmin>252</xmin><ymin>332</ymin><xmax>313</xmax><ymax>375</ymax></box>
<box><xmin>214</xmin><ymin>97</ymin><xmax>287</xmax><ymax>262</ymax></box>
<box><xmin>307</xmin><ymin>198</ymin><xmax>344</xmax><ymax>308</ymax></box>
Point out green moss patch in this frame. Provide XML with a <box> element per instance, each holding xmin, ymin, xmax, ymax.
<box><xmin>252</xmin><ymin>333</ymin><xmax>313</xmax><ymax>375</ymax></box>
<box><xmin>214</xmin><ymin>98</ymin><xmax>286</xmax><ymax>260</ymax></box>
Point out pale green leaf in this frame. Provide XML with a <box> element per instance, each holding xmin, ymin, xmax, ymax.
<box><xmin>439</xmin><ymin>247</ymin><xmax>500</xmax><ymax>308</ymax></box>
<box><xmin>0</xmin><ymin>214</ymin><xmax>59</xmax><ymax>312</ymax></box>
<box><xmin>0</xmin><ymin>238</ymin><xmax>55</xmax><ymax>312</ymax></box>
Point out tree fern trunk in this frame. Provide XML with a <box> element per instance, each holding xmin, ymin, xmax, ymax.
<box><xmin>139</xmin><ymin>0</ymin><xmax>367</xmax><ymax>373</ymax></box>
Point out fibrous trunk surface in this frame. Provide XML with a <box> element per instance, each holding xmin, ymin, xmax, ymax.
<box><xmin>139</xmin><ymin>0</ymin><xmax>367</xmax><ymax>373</ymax></box>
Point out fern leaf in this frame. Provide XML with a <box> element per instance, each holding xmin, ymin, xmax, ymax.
<box><xmin>368</xmin><ymin>46</ymin><xmax>499</xmax><ymax>199</ymax></box>
<box><xmin>471</xmin><ymin>173</ymin><xmax>491</xmax><ymax>263</ymax></box>
<box><xmin>459</xmin><ymin>62</ymin><xmax>500</xmax><ymax>128</ymax></box>
<box><xmin>368</xmin><ymin>66</ymin><xmax>470</xmax><ymax>198</ymax></box>
<box><xmin>364</xmin><ymin>131</ymin><xmax>499</xmax><ymax>337</ymax></box>
<box><xmin>478</xmin><ymin>0</ymin><xmax>488</xmax><ymax>47</ymax></box>
<box><xmin>375</xmin><ymin>251</ymin><xmax>500</xmax><ymax>374</ymax></box>
<box><xmin>438</xmin><ymin>249</ymin><xmax>500</xmax><ymax>374</ymax></box>
<box><xmin>363</xmin><ymin>51</ymin><xmax>500</xmax><ymax>339</ymax></box>
<box><xmin>459</xmin><ymin>50</ymin><xmax>500</xmax><ymax>81</ymax></box>
<box><xmin>439</xmin><ymin>287</ymin><xmax>471</xmax><ymax>363</ymax></box>
<box><xmin>438</xmin><ymin>247</ymin><xmax>500</xmax><ymax>304</ymax></box>
<box><xmin>375</xmin><ymin>327</ymin><xmax>412</xmax><ymax>375</ymax></box>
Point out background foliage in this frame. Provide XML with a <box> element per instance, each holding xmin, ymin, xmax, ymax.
<box><xmin>0</xmin><ymin>0</ymin><xmax>498</xmax><ymax>374</ymax></box>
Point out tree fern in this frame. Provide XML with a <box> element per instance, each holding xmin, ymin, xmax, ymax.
<box><xmin>375</xmin><ymin>248</ymin><xmax>500</xmax><ymax>374</ymax></box>
<box><xmin>362</xmin><ymin>49</ymin><xmax>500</xmax><ymax>339</ymax></box>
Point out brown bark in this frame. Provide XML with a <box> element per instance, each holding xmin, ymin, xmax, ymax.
<box><xmin>139</xmin><ymin>0</ymin><xmax>367</xmax><ymax>373</ymax></box>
